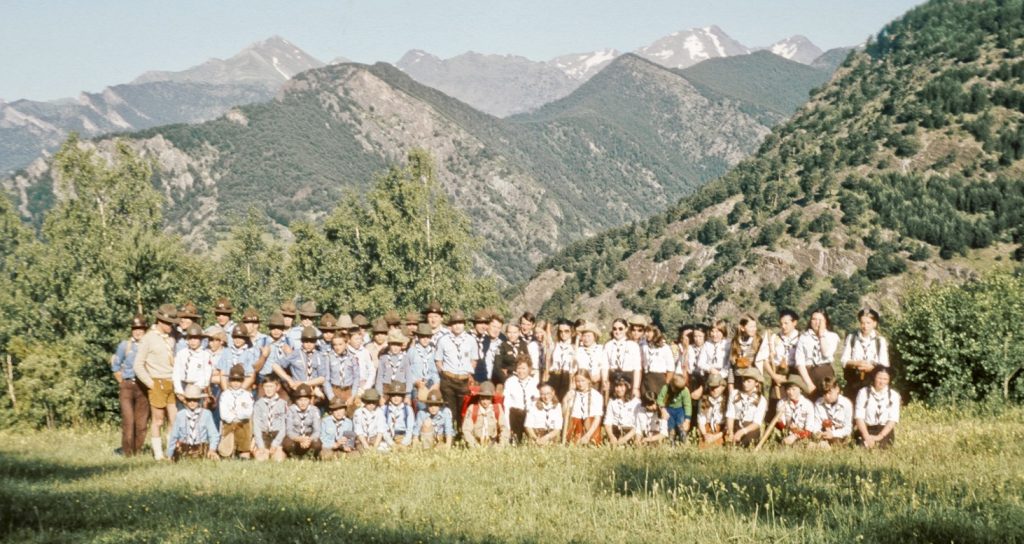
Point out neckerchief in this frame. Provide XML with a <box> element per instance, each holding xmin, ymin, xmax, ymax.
<box><xmin>869</xmin><ymin>387</ymin><xmax>891</xmax><ymax>424</ymax></box>
<box><xmin>552</xmin><ymin>342</ymin><xmax>573</xmax><ymax>372</ymax></box>
<box><xmin>609</xmin><ymin>339</ymin><xmax>625</xmax><ymax>370</ymax></box>
<box><xmin>734</xmin><ymin>391</ymin><xmax>758</xmax><ymax>423</ymax></box>
<box><xmin>542</xmin><ymin>403</ymin><xmax>560</xmax><ymax>430</ymax></box>
<box><xmin>574</xmin><ymin>390</ymin><xmax>594</xmax><ymax>419</ymax></box>
<box><xmin>297</xmin><ymin>407</ymin><xmax>312</xmax><ymax>436</ymax></box>
<box><xmin>186</xmin><ymin>408</ymin><xmax>201</xmax><ymax>444</ymax></box>
<box><xmin>578</xmin><ymin>345</ymin><xmax>599</xmax><ymax>374</ymax></box>
<box><xmin>856</xmin><ymin>332</ymin><xmax>880</xmax><ymax>363</ymax></box>
<box><xmin>822</xmin><ymin>399</ymin><xmax>846</xmax><ymax>430</ymax></box>
<box><xmin>382</xmin><ymin>353</ymin><xmax>404</xmax><ymax>384</ymax></box>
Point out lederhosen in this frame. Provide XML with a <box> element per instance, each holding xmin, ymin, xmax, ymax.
<box><xmin>283</xmin><ymin>408</ymin><xmax>320</xmax><ymax>457</ymax></box>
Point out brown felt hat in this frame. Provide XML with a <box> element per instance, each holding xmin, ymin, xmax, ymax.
<box><xmin>184</xmin><ymin>323</ymin><xmax>206</xmax><ymax>338</ymax></box>
<box><xmin>336</xmin><ymin>314</ymin><xmax>355</xmax><ymax>331</ymax></box>
<box><xmin>178</xmin><ymin>301</ymin><xmax>200</xmax><ymax>319</ymax></box>
<box><xmin>405</xmin><ymin>312</ymin><xmax>421</xmax><ymax>326</ymax></box>
<box><xmin>361</xmin><ymin>388</ymin><xmax>380</xmax><ymax>403</ymax></box>
<box><xmin>241</xmin><ymin>307</ymin><xmax>260</xmax><ymax>323</ymax></box>
<box><xmin>267</xmin><ymin>311</ymin><xmax>287</xmax><ymax>328</ymax></box>
<box><xmin>154</xmin><ymin>303</ymin><xmax>180</xmax><ymax>325</ymax></box>
<box><xmin>371</xmin><ymin>318</ymin><xmax>389</xmax><ymax>334</ymax></box>
<box><xmin>383</xmin><ymin>310</ymin><xmax>402</xmax><ymax>326</ymax></box>
<box><xmin>293</xmin><ymin>384</ymin><xmax>314</xmax><ymax>398</ymax></box>
<box><xmin>472</xmin><ymin>309</ymin><xmax>491</xmax><ymax>324</ymax></box>
<box><xmin>213</xmin><ymin>297</ymin><xmax>235</xmax><ymax>315</ymax></box>
<box><xmin>385</xmin><ymin>382</ymin><xmax>407</xmax><ymax>396</ymax></box>
<box><xmin>577</xmin><ymin>321</ymin><xmax>600</xmax><ymax>336</ymax></box>
<box><xmin>300</xmin><ymin>326</ymin><xmax>320</xmax><ymax>342</ymax></box>
<box><xmin>228</xmin><ymin>363</ymin><xmax>246</xmax><ymax>381</ymax></box>
<box><xmin>232</xmin><ymin>325</ymin><xmax>250</xmax><ymax>340</ymax></box>
<box><xmin>736</xmin><ymin>367</ymin><xmax>765</xmax><ymax>384</ymax></box>
<box><xmin>279</xmin><ymin>300</ymin><xmax>297</xmax><ymax>317</ymax></box>
<box><xmin>476</xmin><ymin>381</ymin><xmax>496</xmax><ymax>397</ymax></box>
<box><xmin>415</xmin><ymin>323</ymin><xmax>433</xmax><ymax>337</ymax></box>
<box><xmin>298</xmin><ymin>301</ymin><xmax>320</xmax><ymax>318</ymax></box>
<box><xmin>319</xmin><ymin>313</ymin><xmax>339</xmax><ymax>332</ymax></box>
<box><xmin>387</xmin><ymin>330</ymin><xmax>409</xmax><ymax>345</ymax></box>
<box><xmin>627</xmin><ymin>315</ymin><xmax>648</xmax><ymax>327</ymax></box>
<box><xmin>352</xmin><ymin>314</ymin><xmax>369</xmax><ymax>328</ymax></box>
<box><xmin>446</xmin><ymin>309</ymin><xmax>467</xmax><ymax>325</ymax></box>
<box><xmin>706</xmin><ymin>374</ymin><xmax>725</xmax><ymax>388</ymax></box>
<box><xmin>130</xmin><ymin>314</ymin><xmax>149</xmax><ymax>330</ymax></box>
<box><xmin>425</xmin><ymin>390</ymin><xmax>444</xmax><ymax>405</ymax></box>
<box><xmin>785</xmin><ymin>374</ymin><xmax>810</xmax><ymax>394</ymax></box>
<box><xmin>328</xmin><ymin>396</ymin><xmax>349</xmax><ymax>411</ymax></box>
<box><xmin>422</xmin><ymin>301</ymin><xmax>445</xmax><ymax>315</ymax></box>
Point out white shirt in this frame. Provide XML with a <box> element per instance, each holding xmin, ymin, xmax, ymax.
<box><xmin>172</xmin><ymin>348</ymin><xmax>213</xmax><ymax>394</ymax></box>
<box><xmin>353</xmin><ymin>406</ymin><xmax>387</xmax><ymax>437</ymax></box>
<box><xmin>677</xmin><ymin>344</ymin><xmax>703</xmax><ymax>375</ymax></box>
<box><xmin>575</xmin><ymin>344</ymin><xmax>606</xmax><ymax>378</ymax></box>
<box><xmin>349</xmin><ymin>346</ymin><xmax>375</xmax><ymax>391</ymax></box>
<box><xmin>435</xmin><ymin>332</ymin><xmax>478</xmax><ymax>375</ymax></box>
<box><xmin>768</xmin><ymin>330</ymin><xmax>801</xmax><ymax>370</ymax></box>
<box><xmin>697</xmin><ymin>340</ymin><xmax>731</xmax><ymax>375</ymax></box>
<box><xmin>795</xmin><ymin>330</ymin><xmax>840</xmax><ymax>367</ymax></box>
<box><xmin>605</xmin><ymin>398</ymin><xmax>639</xmax><ymax>427</ymax></box>
<box><xmin>840</xmin><ymin>331</ymin><xmax>890</xmax><ymax>368</ymax></box>
<box><xmin>549</xmin><ymin>342</ymin><xmax>575</xmax><ymax>373</ymax></box>
<box><xmin>733</xmin><ymin>336</ymin><xmax>770</xmax><ymax>373</ymax></box>
<box><xmin>503</xmin><ymin>375</ymin><xmax>539</xmax><ymax>411</ymax></box>
<box><xmin>569</xmin><ymin>389</ymin><xmax>604</xmax><ymax>419</ymax></box>
<box><xmin>644</xmin><ymin>344</ymin><xmax>675</xmax><ymax>373</ymax></box>
<box><xmin>855</xmin><ymin>386</ymin><xmax>901</xmax><ymax>426</ymax></box>
<box><xmin>814</xmin><ymin>395</ymin><xmax>854</xmax><ymax>438</ymax></box>
<box><xmin>526</xmin><ymin>401</ymin><xmax>563</xmax><ymax>431</ymax></box>
<box><xmin>635</xmin><ymin>408</ymin><xmax>668</xmax><ymax>437</ymax></box>
<box><xmin>697</xmin><ymin>397</ymin><xmax>726</xmax><ymax>430</ymax></box>
<box><xmin>776</xmin><ymin>396</ymin><xmax>816</xmax><ymax>430</ymax></box>
<box><xmin>219</xmin><ymin>387</ymin><xmax>254</xmax><ymax>423</ymax></box>
<box><xmin>604</xmin><ymin>339</ymin><xmax>641</xmax><ymax>372</ymax></box>
<box><xmin>726</xmin><ymin>391</ymin><xmax>768</xmax><ymax>425</ymax></box>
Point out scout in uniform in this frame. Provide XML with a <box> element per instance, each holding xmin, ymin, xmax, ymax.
<box><xmin>405</xmin><ymin>323</ymin><xmax>439</xmax><ymax>410</ymax></box>
<box><xmin>634</xmin><ymin>391</ymin><xmax>669</xmax><ymax>445</ymax></box>
<box><xmin>347</xmin><ymin>319</ymin><xmax>376</xmax><ymax>396</ymax></box>
<box><xmin>404</xmin><ymin>312</ymin><xmax>421</xmax><ymax>347</ymax></box>
<box><xmin>383</xmin><ymin>310</ymin><xmax>404</xmax><ymax>333</ymax></box>
<box><xmin>519</xmin><ymin>312</ymin><xmax>538</xmax><ymax>345</ymax></box>
<box><xmin>604</xmin><ymin>377</ymin><xmax>639</xmax><ymax>446</ymax></box>
<box><xmin>240</xmin><ymin>307</ymin><xmax>268</xmax><ymax>349</ymax></box>
<box><xmin>726</xmin><ymin>367</ymin><xmax>768</xmax><ymax>448</ymax></box>
<box><xmin>642</xmin><ymin>325</ymin><xmax>675</xmax><ymax>398</ymax></box>
<box><xmin>462</xmin><ymin>381</ymin><xmax>509</xmax><ymax>448</ymax></box>
<box><xmin>166</xmin><ymin>384</ymin><xmax>219</xmax><ymax>461</ymax></box>
<box><xmin>423</xmin><ymin>301</ymin><xmax>449</xmax><ymax>347</ymax></box>
<box><xmin>696</xmin><ymin>321</ymin><xmax>731</xmax><ymax>395</ymax></box>
<box><xmin>546</xmin><ymin>321</ymin><xmax>576</xmax><ymax>402</ymax></box>
<box><xmin>366</xmin><ymin>318</ymin><xmax>389</xmax><ymax>363</ymax></box>
<box><xmin>471</xmin><ymin>309</ymin><xmax>493</xmax><ymax>382</ymax></box>
<box><xmin>218</xmin><ymin>364</ymin><xmax>255</xmax><ymax>459</ymax></box>
<box><xmin>174</xmin><ymin>302</ymin><xmax>201</xmax><ymax>354</ymax></box>
<box><xmin>134</xmin><ymin>303</ymin><xmax>180</xmax><ymax>460</ymax></box>
<box><xmin>574</xmin><ymin>322</ymin><xmax>607</xmax><ymax>394</ymax></box>
<box><xmin>382</xmin><ymin>383</ymin><xmax>416</xmax><ymax>449</ymax></box>
<box><xmin>327</xmin><ymin>322</ymin><xmax>358</xmax><ymax>402</ymax></box>
<box><xmin>275</xmin><ymin>326</ymin><xmax>330</xmax><ymax>402</ymax></box>
<box><xmin>681</xmin><ymin>325</ymin><xmax>707</xmax><ymax>401</ymax></box>
<box><xmin>564</xmin><ymin>370</ymin><xmax>604</xmax><ymax>446</ymax></box>
<box><xmin>283</xmin><ymin>384</ymin><xmax>322</xmax><ymax>458</ymax></box>
<box><xmin>205</xmin><ymin>326</ymin><xmax>228</xmax><ymax>392</ymax></box>
<box><xmin>841</xmin><ymin>308</ymin><xmax>890</xmax><ymax>400</ymax></box>
<box><xmin>413</xmin><ymin>390</ymin><xmax>455</xmax><ymax>449</ymax></box>
<box><xmin>492</xmin><ymin>322</ymin><xmax>530</xmax><ymax>389</ymax></box>
<box><xmin>765</xmin><ymin>309</ymin><xmax>801</xmax><ymax>422</ymax></box>
<box><xmin>503</xmin><ymin>357</ymin><xmax>540</xmax><ymax>444</ymax></box>
<box><xmin>172</xmin><ymin>324</ymin><xmax>214</xmax><ymax>402</ymax></box>
<box><xmin>435</xmin><ymin>310</ymin><xmax>478</xmax><ymax>429</ymax></box>
<box><xmin>208</xmin><ymin>297</ymin><xmax>236</xmax><ymax>339</ymax></box>
<box><xmin>776</xmin><ymin>374</ymin><xmax>816</xmax><ymax>447</ymax></box>
<box><xmin>604</xmin><ymin>318</ymin><xmax>642</xmax><ymax>399</ymax></box>
<box><xmin>854</xmin><ymin>367</ymin><xmax>901</xmax><ymax>449</ymax></box>
<box><xmin>352</xmin><ymin>313</ymin><xmax>371</xmax><ymax>347</ymax></box>
<box><xmin>697</xmin><ymin>374</ymin><xmax>727</xmax><ymax>448</ymax></box>
<box><xmin>657</xmin><ymin>374</ymin><xmax>692</xmax><ymax>444</ymax></box>
<box><xmin>320</xmin><ymin>396</ymin><xmax>356</xmax><ymax>460</ymax></box>
<box><xmin>280</xmin><ymin>300</ymin><xmax>301</xmax><ymax>343</ymax></box>
<box><xmin>812</xmin><ymin>376</ymin><xmax>854</xmax><ymax>448</ymax></box>
<box><xmin>252</xmin><ymin>375</ymin><xmax>288</xmax><ymax>462</ymax></box>
<box><xmin>353</xmin><ymin>389</ymin><xmax>387</xmax><ymax>452</ymax></box>
<box><xmin>218</xmin><ymin>325</ymin><xmax>270</xmax><ymax>390</ymax></box>
<box><xmin>730</xmin><ymin>315</ymin><xmax>770</xmax><ymax>388</ymax></box>
<box><xmin>261</xmin><ymin>311</ymin><xmax>296</xmax><ymax>383</ymax></box>
<box><xmin>112</xmin><ymin>314</ymin><xmax>151</xmax><ymax>456</ymax></box>
<box><xmin>794</xmin><ymin>309</ymin><xmax>840</xmax><ymax>399</ymax></box>
<box><xmin>318</xmin><ymin>313</ymin><xmax>340</xmax><ymax>354</ymax></box>
<box><xmin>289</xmin><ymin>301</ymin><xmax>321</xmax><ymax>346</ymax></box>
<box><xmin>525</xmin><ymin>383</ymin><xmax>563</xmax><ymax>445</ymax></box>
<box><xmin>376</xmin><ymin>330</ymin><xmax>410</xmax><ymax>398</ymax></box>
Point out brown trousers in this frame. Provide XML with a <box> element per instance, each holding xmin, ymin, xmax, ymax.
<box><xmin>283</xmin><ymin>437</ymin><xmax>322</xmax><ymax>458</ymax></box>
<box><xmin>172</xmin><ymin>443</ymin><xmax>208</xmax><ymax>462</ymax></box>
<box><xmin>508</xmin><ymin>407</ymin><xmax>527</xmax><ymax>443</ymax></box>
<box><xmin>806</xmin><ymin>365</ymin><xmax>836</xmax><ymax>401</ymax></box>
<box><xmin>118</xmin><ymin>380</ymin><xmax>150</xmax><ymax>456</ymax></box>
<box><xmin>859</xmin><ymin>425</ymin><xmax>895</xmax><ymax>449</ymax></box>
<box><xmin>439</xmin><ymin>374</ymin><xmax>470</xmax><ymax>429</ymax></box>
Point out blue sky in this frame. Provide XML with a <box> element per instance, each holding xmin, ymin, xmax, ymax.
<box><xmin>1</xmin><ymin>0</ymin><xmax>925</xmax><ymax>101</ymax></box>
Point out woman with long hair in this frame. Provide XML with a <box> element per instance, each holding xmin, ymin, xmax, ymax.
<box><xmin>794</xmin><ymin>309</ymin><xmax>840</xmax><ymax>399</ymax></box>
<box><xmin>840</xmin><ymin>308</ymin><xmax>890</xmax><ymax>399</ymax></box>
<box><xmin>642</xmin><ymin>325</ymin><xmax>674</xmax><ymax>397</ymax></box>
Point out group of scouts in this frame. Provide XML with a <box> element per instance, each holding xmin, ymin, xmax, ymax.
<box><xmin>111</xmin><ymin>298</ymin><xmax>901</xmax><ymax>461</ymax></box>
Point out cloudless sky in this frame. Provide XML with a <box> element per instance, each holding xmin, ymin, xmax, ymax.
<box><xmin>1</xmin><ymin>0</ymin><xmax>925</xmax><ymax>101</ymax></box>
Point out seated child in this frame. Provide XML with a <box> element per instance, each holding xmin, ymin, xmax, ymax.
<box><xmin>320</xmin><ymin>395</ymin><xmax>355</xmax><ymax>459</ymax></box>
<box><xmin>413</xmin><ymin>391</ymin><xmax>454</xmax><ymax>449</ymax></box>
<box><xmin>166</xmin><ymin>384</ymin><xmax>219</xmax><ymax>461</ymax></box>
<box><xmin>283</xmin><ymin>384</ymin><xmax>322</xmax><ymax>458</ymax></box>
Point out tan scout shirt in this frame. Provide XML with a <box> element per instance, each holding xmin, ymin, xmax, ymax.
<box><xmin>133</xmin><ymin>326</ymin><xmax>175</xmax><ymax>387</ymax></box>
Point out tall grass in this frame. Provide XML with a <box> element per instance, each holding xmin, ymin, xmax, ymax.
<box><xmin>1</xmin><ymin>405</ymin><xmax>1022</xmax><ymax>543</ymax></box>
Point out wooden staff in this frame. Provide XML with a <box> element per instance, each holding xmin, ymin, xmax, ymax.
<box><xmin>756</xmin><ymin>412</ymin><xmax>782</xmax><ymax>451</ymax></box>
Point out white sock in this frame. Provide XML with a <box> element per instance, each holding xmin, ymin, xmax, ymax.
<box><xmin>152</xmin><ymin>437</ymin><xmax>164</xmax><ymax>460</ymax></box>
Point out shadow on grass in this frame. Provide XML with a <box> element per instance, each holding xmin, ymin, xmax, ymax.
<box><xmin>0</xmin><ymin>454</ymin><xmax>505</xmax><ymax>544</ymax></box>
<box><xmin>602</xmin><ymin>452</ymin><xmax>1024</xmax><ymax>544</ymax></box>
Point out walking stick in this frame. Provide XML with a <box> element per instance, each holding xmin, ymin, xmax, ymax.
<box><xmin>756</xmin><ymin>413</ymin><xmax>781</xmax><ymax>451</ymax></box>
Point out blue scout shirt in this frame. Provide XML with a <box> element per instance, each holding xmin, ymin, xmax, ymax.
<box><xmin>413</xmin><ymin>407</ymin><xmax>455</xmax><ymax>439</ymax></box>
<box><xmin>376</xmin><ymin>351</ymin><xmax>409</xmax><ymax>395</ymax></box>
<box><xmin>166</xmin><ymin>407</ymin><xmax>219</xmax><ymax>458</ymax></box>
<box><xmin>320</xmin><ymin>414</ymin><xmax>355</xmax><ymax>450</ymax></box>
<box><xmin>112</xmin><ymin>339</ymin><xmax>140</xmax><ymax>380</ymax></box>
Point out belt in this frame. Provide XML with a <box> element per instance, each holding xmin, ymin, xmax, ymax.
<box><xmin>335</xmin><ymin>385</ymin><xmax>353</xmax><ymax>391</ymax></box>
<box><xmin>442</xmin><ymin>371</ymin><xmax>470</xmax><ymax>381</ymax></box>
<box><xmin>122</xmin><ymin>378</ymin><xmax>136</xmax><ymax>382</ymax></box>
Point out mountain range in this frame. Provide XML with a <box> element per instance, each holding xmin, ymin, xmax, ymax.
<box><xmin>3</xmin><ymin>49</ymin><xmax>838</xmax><ymax>283</ymax></box>
<box><xmin>513</xmin><ymin>0</ymin><xmax>1024</xmax><ymax>333</ymax></box>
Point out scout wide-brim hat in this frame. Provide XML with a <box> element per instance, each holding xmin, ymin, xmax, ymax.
<box><xmin>280</xmin><ymin>300</ymin><xmax>297</xmax><ymax>317</ymax></box>
<box><xmin>387</xmin><ymin>330</ymin><xmax>409</xmax><ymax>345</ymax></box>
<box><xmin>241</xmin><ymin>307</ymin><xmax>261</xmax><ymax>323</ymax></box>
<box><xmin>183</xmin><ymin>384</ymin><xmax>207</xmax><ymax>400</ymax></box>
<box><xmin>154</xmin><ymin>303</ymin><xmax>180</xmax><ymax>325</ymax></box>
<box><xmin>184</xmin><ymin>323</ymin><xmax>206</xmax><ymax>338</ymax></box>
<box><xmin>477</xmin><ymin>381</ymin><xmax>496</xmax><ymax>397</ymax></box>
<box><xmin>736</xmin><ymin>367</ymin><xmax>765</xmax><ymax>384</ymax></box>
<box><xmin>785</xmin><ymin>374</ymin><xmax>811</xmax><ymax>394</ymax></box>
<box><xmin>319</xmin><ymin>313</ymin><xmax>339</xmax><ymax>332</ymax></box>
<box><xmin>294</xmin><ymin>384</ymin><xmax>313</xmax><ymax>398</ymax></box>
<box><xmin>352</xmin><ymin>314</ymin><xmax>370</xmax><ymax>328</ymax></box>
<box><xmin>422</xmin><ymin>301</ymin><xmax>445</xmax><ymax>316</ymax></box>
<box><xmin>446</xmin><ymin>309</ymin><xmax>467</xmax><ymax>325</ymax></box>
<box><xmin>328</xmin><ymin>396</ymin><xmax>349</xmax><ymax>411</ymax></box>
<box><xmin>228</xmin><ymin>363</ymin><xmax>246</xmax><ymax>382</ymax></box>
<box><xmin>300</xmin><ymin>326</ymin><xmax>320</xmax><ymax>342</ymax></box>
<box><xmin>405</xmin><ymin>312</ymin><xmax>421</xmax><ymax>326</ymax></box>
<box><xmin>385</xmin><ymin>383</ymin><xmax>406</xmax><ymax>397</ymax></box>
<box><xmin>425</xmin><ymin>390</ymin><xmax>444</xmax><ymax>405</ymax></box>
<box><xmin>383</xmin><ymin>310</ymin><xmax>402</xmax><ymax>326</ymax></box>
<box><xmin>213</xmin><ymin>297</ymin><xmax>235</xmax><ymax>315</ymax></box>
<box><xmin>130</xmin><ymin>314</ymin><xmax>149</xmax><ymax>330</ymax></box>
<box><xmin>298</xmin><ymin>301</ymin><xmax>320</xmax><ymax>318</ymax></box>
<box><xmin>472</xmin><ymin>309</ymin><xmax>491</xmax><ymax>324</ymax></box>
<box><xmin>206</xmin><ymin>326</ymin><xmax>227</xmax><ymax>342</ymax></box>
<box><xmin>415</xmin><ymin>323</ymin><xmax>433</xmax><ymax>337</ymax></box>
<box><xmin>268</xmin><ymin>311</ymin><xmax>287</xmax><ymax>328</ymax></box>
<box><xmin>361</xmin><ymin>389</ymin><xmax>381</xmax><ymax>403</ymax></box>
<box><xmin>706</xmin><ymin>374</ymin><xmax>726</xmax><ymax>388</ymax></box>
<box><xmin>232</xmin><ymin>326</ymin><xmax>250</xmax><ymax>340</ymax></box>
<box><xmin>371</xmin><ymin>318</ymin><xmax>389</xmax><ymax>334</ymax></box>
<box><xmin>336</xmin><ymin>314</ymin><xmax>355</xmax><ymax>331</ymax></box>
<box><xmin>627</xmin><ymin>315</ymin><xmax>648</xmax><ymax>327</ymax></box>
<box><xmin>577</xmin><ymin>321</ymin><xmax>600</xmax><ymax>336</ymax></box>
<box><xmin>178</xmin><ymin>301</ymin><xmax>200</xmax><ymax>319</ymax></box>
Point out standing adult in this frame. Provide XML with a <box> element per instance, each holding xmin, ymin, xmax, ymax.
<box><xmin>435</xmin><ymin>310</ymin><xmax>478</xmax><ymax>429</ymax></box>
<box><xmin>111</xmin><ymin>314</ymin><xmax>150</xmax><ymax>456</ymax></box>
<box><xmin>794</xmin><ymin>309</ymin><xmax>840</xmax><ymax>400</ymax></box>
<box><xmin>841</xmin><ymin>308</ymin><xmax>890</xmax><ymax>399</ymax></box>
<box><xmin>133</xmin><ymin>303</ymin><xmax>179</xmax><ymax>461</ymax></box>
<box><xmin>604</xmin><ymin>318</ymin><xmax>642</xmax><ymax>399</ymax></box>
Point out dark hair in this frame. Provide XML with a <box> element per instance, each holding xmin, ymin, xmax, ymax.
<box><xmin>821</xmin><ymin>376</ymin><xmax>840</xmax><ymax>391</ymax></box>
<box><xmin>778</xmin><ymin>309</ymin><xmax>799</xmax><ymax>322</ymax></box>
<box><xmin>858</xmin><ymin>307</ymin><xmax>881</xmax><ymax>323</ymax></box>
<box><xmin>809</xmin><ymin>308</ymin><xmax>831</xmax><ymax>330</ymax></box>
<box><xmin>519</xmin><ymin>312</ymin><xmax>536</xmax><ymax>324</ymax></box>
<box><xmin>262</xmin><ymin>374</ymin><xmax>280</xmax><ymax>384</ymax></box>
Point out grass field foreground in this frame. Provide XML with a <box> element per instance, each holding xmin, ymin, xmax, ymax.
<box><xmin>1</xmin><ymin>405</ymin><xmax>1023</xmax><ymax>543</ymax></box>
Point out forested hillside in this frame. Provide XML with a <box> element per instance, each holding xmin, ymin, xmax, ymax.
<box><xmin>518</xmin><ymin>0</ymin><xmax>1024</xmax><ymax>332</ymax></box>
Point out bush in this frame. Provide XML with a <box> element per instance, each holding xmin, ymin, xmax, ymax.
<box><xmin>697</xmin><ymin>217</ymin><xmax>728</xmax><ymax>245</ymax></box>
<box><xmin>889</xmin><ymin>272</ymin><xmax>1024</xmax><ymax>403</ymax></box>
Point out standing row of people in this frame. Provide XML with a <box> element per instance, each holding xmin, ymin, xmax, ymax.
<box><xmin>112</xmin><ymin>298</ymin><xmax>901</xmax><ymax>460</ymax></box>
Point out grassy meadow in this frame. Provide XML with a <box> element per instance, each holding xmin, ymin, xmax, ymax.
<box><xmin>1</xmin><ymin>405</ymin><xmax>1023</xmax><ymax>543</ymax></box>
